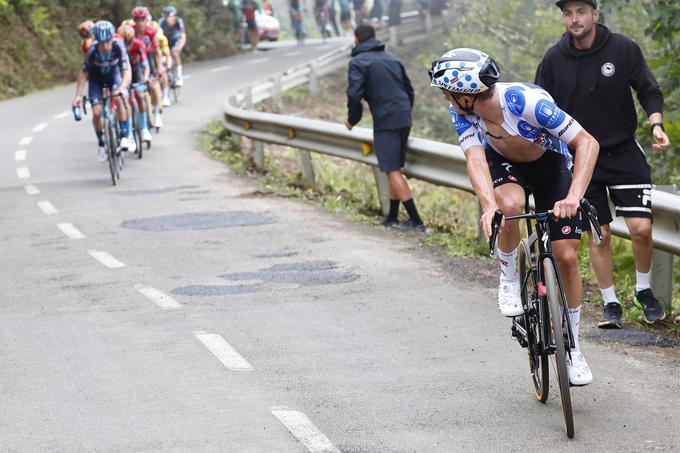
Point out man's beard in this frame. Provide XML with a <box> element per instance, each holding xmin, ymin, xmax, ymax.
<box><xmin>569</xmin><ymin>22</ymin><xmax>594</xmax><ymax>41</ymax></box>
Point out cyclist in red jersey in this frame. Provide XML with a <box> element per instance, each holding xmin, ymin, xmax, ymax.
<box><xmin>131</xmin><ymin>6</ymin><xmax>165</xmax><ymax>128</ymax></box>
<box><xmin>118</xmin><ymin>24</ymin><xmax>152</xmax><ymax>144</ymax></box>
<box><xmin>79</xmin><ymin>20</ymin><xmax>95</xmax><ymax>55</ymax></box>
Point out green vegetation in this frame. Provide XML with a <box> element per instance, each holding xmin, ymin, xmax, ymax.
<box><xmin>0</xmin><ymin>0</ymin><xmax>237</xmax><ymax>99</ymax></box>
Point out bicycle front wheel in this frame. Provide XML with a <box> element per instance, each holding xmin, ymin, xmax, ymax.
<box><xmin>104</xmin><ymin>116</ymin><xmax>117</xmax><ymax>186</ymax></box>
<box><xmin>519</xmin><ymin>239</ymin><xmax>548</xmax><ymax>403</ymax></box>
<box><xmin>543</xmin><ymin>257</ymin><xmax>574</xmax><ymax>438</ymax></box>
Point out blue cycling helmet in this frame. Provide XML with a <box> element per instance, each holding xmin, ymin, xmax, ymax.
<box><xmin>163</xmin><ymin>5</ymin><xmax>177</xmax><ymax>16</ymax></box>
<box><xmin>94</xmin><ymin>20</ymin><xmax>115</xmax><ymax>43</ymax></box>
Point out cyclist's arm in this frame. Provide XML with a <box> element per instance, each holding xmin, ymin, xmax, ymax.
<box><xmin>176</xmin><ymin>32</ymin><xmax>186</xmax><ymax>51</ymax></box>
<box><xmin>73</xmin><ymin>68</ymin><xmax>88</xmax><ymax>106</ymax></box>
<box><xmin>558</xmin><ymin>129</ymin><xmax>599</xmax><ymax>218</ymax></box>
<box><xmin>465</xmin><ymin>144</ymin><xmax>499</xmax><ymax>239</ymax></box>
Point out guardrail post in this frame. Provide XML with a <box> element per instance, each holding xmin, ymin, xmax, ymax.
<box><xmin>425</xmin><ymin>13</ymin><xmax>433</xmax><ymax>36</ymax></box>
<box><xmin>299</xmin><ymin>150</ymin><xmax>316</xmax><ymax>185</ymax></box>
<box><xmin>651</xmin><ymin>185</ymin><xmax>677</xmax><ymax>315</ymax></box>
<box><xmin>244</xmin><ymin>86</ymin><xmax>253</xmax><ymax>109</ymax></box>
<box><xmin>253</xmin><ymin>141</ymin><xmax>265</xmax><ymax>169</ymax></box>
<box><xmin>273</xmin><ymin>74</ymin><xmax>283</xmax><ymax>110</ymax></box>
<box><xmin>309</xmin><ymin>61</ymin><xmax>319</xmax><ymax>96</ymax></box>
<box><xmin>372</xmin><ymin>167</ymin><xmax>390</xmax><ymax>216</ymax></box>
<box><xmin>389</xmin><ymin>26</ymin><xmax>399</xmax><ymax>47</ymax></box>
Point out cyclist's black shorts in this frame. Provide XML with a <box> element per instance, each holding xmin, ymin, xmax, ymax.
<box><xmin>131</xmin><ymin>64</ymin><xmax>144</xmax><ymax>85</ymax></box>
<box><xmin>148</xmin><ymin>51</ymin><xmax>158</xmax><ymax>77</ymax></box>
<box><xmin>246</xmin><ymin>19</ymin><xmax>257</xmax><ymax>30</ymax></box>
<box><xmin>374</xmin><ymin>127</ymin><xmax>410</xmax><ymax>172</ymax></box>
<box><xmin>486</xmin><ymin>147</ymin><xmax>582</xmax><ymax>242</ymax></box>
<box><xmin>585</xmin><ymin>139</ymin><xmax>652</xmax><ymax>225</ymax></box>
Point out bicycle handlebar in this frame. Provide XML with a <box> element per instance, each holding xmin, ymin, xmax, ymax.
<box><xmin>488</xmin><ymin>198</ymin><xmax>603</xmax><ymax>258</ymax></box>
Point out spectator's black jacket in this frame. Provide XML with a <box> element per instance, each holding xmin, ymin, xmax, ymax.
<box><xmin>535</xmin><ymin>24</ymin><xmax>663</xmax><ymax>149</ymax></box>
<box><xmin>347</xmin><ymin>38</ymin><xmax>414</xmax><ymax>130</ymax></box>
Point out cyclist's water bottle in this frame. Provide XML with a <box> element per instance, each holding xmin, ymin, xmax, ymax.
<box><xmin>73</xmin><ymin>105</ymin><xmax>82</xmax><ymax>121</ymax></box>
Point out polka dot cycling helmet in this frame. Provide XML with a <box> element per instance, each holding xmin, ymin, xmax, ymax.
<box><xmin>429</xmin><ymin>48</ymin><xmax>501</xmax><ymax>94</ymax></box>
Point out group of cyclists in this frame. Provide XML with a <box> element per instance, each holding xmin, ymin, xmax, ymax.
<box><xmin>72</xmin><ymin>5</ymin><xmax>186</xmax><ymax>162</ymax></box>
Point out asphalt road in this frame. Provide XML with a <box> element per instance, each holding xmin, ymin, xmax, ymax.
<box><xmin>1</xmin><ymin>41</ymin><xmax>679</xmax><ymax>452</ymax></box>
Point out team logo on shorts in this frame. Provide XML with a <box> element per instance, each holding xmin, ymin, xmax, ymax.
<box><xmin>601</xmin><ymin>62</ymin><xmax>615</xmax><ymax>77</ymax></box>
<box><xmin>508</xmin><ymin>175</ymin><xmax>517</xmax><ymax>182</ymax></box>
<box><xmin>561</xmin><ymin>226</ymin><xmax>572</xmax><ymax>235</ymax></box>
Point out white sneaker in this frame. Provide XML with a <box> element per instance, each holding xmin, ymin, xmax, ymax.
<box><xmin>126</xmin><ymin>135</ymin><xmax>137</xmax><ymax>153</ymax></box>
<box><xmin>97</xmin><ymin>144</ymin><xmax>107</xmax><ymax>163</ymax></box>
<box><xmin>498</xmin><ymin>279</ymin><xmax>523</xmax><ymax>317</ymax></box>
<box><xmin>155</xmin><ymin>114</ymin><xmax>164</xmax><ymax>128</ymax></box>
<box><xmin>162</xmin><ymin>96</ymin><xmax>171</xmax><ymax>107</ymax></box>
<box><xmin>119</xmin><ymin>136</ymin><xmax>131</xmax><ymax>151</ymax></box>
<box><xmin>141</xmin><ymin>128</ymin><xmax>152</xmax><ymax>142</ymax></box>
<box><xmin>175</xmin><ymin>77</ymin><xmax>184</xmax><ymax>87</ymax></box>
<box><xmin>567</xmin><ymin>351</ymin><xmax>593</xmax><ymax>386</ymax></box>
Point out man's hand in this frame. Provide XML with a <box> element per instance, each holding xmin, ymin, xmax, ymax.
<box><xmin>72</xmin><ymin>96</ymin><xmax>82</xmax><ymax>108</ymax></box>
<box><xmin>553</xmin><ymin>195</ymin><xmax>580</xmax><ymax>219</ymax></box>
<box><xmin>344</xmin><ymin>119</ymin><xmax>353</xmax><ymax>131</ymax></box>
<box><xmin>652</xmin><ymin>126</ymin><xmax>670</xmax><ymax>152</ymax></box>
<box><xmin>480</xmin><ymin>205</ymin><xmax>502</xmax><ymax>241</ymax></box>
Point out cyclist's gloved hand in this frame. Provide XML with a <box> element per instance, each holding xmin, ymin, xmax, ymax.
<box><xmin>553</xmin><ymin>195</ymin><xmax>580</xmax><ymax>219</ymax></box>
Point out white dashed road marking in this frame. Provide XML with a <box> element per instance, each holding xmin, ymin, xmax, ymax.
<box><xmin>32</xmin><ymin>123</ymin><xmax>47</xmax><ymax>132</ymax></box>
<box><xmin>88</xmin><ymin>250</ymin><xmax>126</xmax><ymax>269</ymax></box>
<box><xmin>15</xmin><ymin>150</ymin><xmax>27</xmax><ymax>161</ymax></box>
<box><xmin>37</xmin><ymin>200</ymin><xmax>58</xmax><ymax>215</ymax></box>
<box><xmin>24</xmin><ymin>185</ymin><xmax>40</xmax><ymax>195</ymax></box>
<box><xmin>57</xmin><ymin>223</ymin><xmax>85</xmax><ymax>240</ymax></box>
<box><xmin>194</xmin><ymin>332</ymin><xmax>253</xmax><ymax>371</ymax></box>
<box><xmin>209</xmin><ymin>65</ymin><xmax>231</xmax><ymax>73</ymax></box>
<box><xmin>183</xmin><ymin>74</ymin><xmax>192</xmax><ymax>80</ymax></box>
<box><xmin>16</xmin><ymin>167</ymin><xmax>31</xmax><ymax>179</ymax></box>
<box><xmin>19</xmin><ymin>136</ymin><xmax>33</xmax><ymax>146</ymax></box>
<box><xmin>135</xmin><ymin>284</ymin><xmax>182</xmax><ymax>309</ymax></box>
<box><xmin>53</xmin><ymin>111</ymin><xmax>71</xmax><ymax>119</ymax></box>
<box><xmin>248</xmin><ymin>57</ymin><xmax>269</xmax><ymax>65</ymax></box>
<box><xmin>285</xmin><ymin>51</ymin><xmax>302</xmax><ymax>57</ymax></box>
<box><xmin>271</xmin><ymin>408</ymin><xmax>340</xmax><ymax>453</ymax></box>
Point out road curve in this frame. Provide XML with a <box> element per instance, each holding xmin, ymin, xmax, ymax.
<box><xmin>0</xmin><ymin>42</ymin><xmax>679</xmax><ymax>452</ymax></box>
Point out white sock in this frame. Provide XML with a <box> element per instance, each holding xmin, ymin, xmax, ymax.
<box><xmin>155</xmin><ymin>105</ymin><xmax>161</xmax><ymax>117</ymax></box>
<box><xmin>498</xmin><ymin>247</ymin><xmax>518</xmax><ymax>282</ymax></box>
<box><xmin>636</xmin><ymin>270</ymin><xmax>651</xmax><ymax>293</ymax></box>
<box><xmin>177</xmin><ymin>65</ymin><xmax>183</xmax><ymax>78</ymax></box>
<box><xmin>568</xmin><ymin>306</ymin><xmax>581</xmax><ymax>352</ymax></box>
<box><xmin>600</xmin><ymin>285</ymin><xmax>619</xmax><ymax>305</ymax></box>
<box><xmin>163</xmin><ymin>87</ymin><xmax>169</xmax><ymax>97</ymax></box>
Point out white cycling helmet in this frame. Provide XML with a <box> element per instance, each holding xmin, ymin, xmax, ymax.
<box><xmin>429</xmin><ymin>48</ymin><xmax>501</xmax><ymax>94</ymax></box>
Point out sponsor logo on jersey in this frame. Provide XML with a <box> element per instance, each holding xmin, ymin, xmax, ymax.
<box><xmin>558</xmin><ymin>117</ymin><xmax>575</xmax><ymax>137</ymax></box>
<box><xmin>517</xmin><ymin>120</ymin><xmax>540</xmax><ymax>139</ymax></box>
<box><xmin>535</xmin><ymin>99</ymin><xmax>566</xmax><ymax>129</ymax></box>
<box><xmin>459</xmin><ymin>133</ymin><xmax>474</xmax><ymax>144</ymax></box>
<box><xmin>453</xmin><ymin>115</ymin><xmax>473</xmax><ymax>134</ymax></box>
<box><xmin>601</xmin><ymin>62</ymin><xmax>615</xmax><ymax>77</ymax></box>
<box><xmin>504</xmin><ymin>89</ymin><xmax>526</xmax><ymax>116</ymax></box>
<box><xmin>561</xmin><ymin>226</ymin><xmax>572</xmax><ymax>235</ymax></box>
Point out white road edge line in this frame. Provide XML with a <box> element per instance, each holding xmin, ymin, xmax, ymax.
<box><xmin>37</xmin><ymin>200</ymin><xmax>58</xmax><ymax>215</ymax></box>
<box><xmin>135</xmin><ymin>284</ymin><xmax>182</xmax><ymax>309</ymax></box>
<box><xmin>248</xmin><ymin>57</ymin><xmax>269</xmax><ymax>65</ymax></box>
<box><xmin>57</xmin><ymin>223</ymin><xmax>85</xmax><ymax>240</ymax></box>
<box><xmin>53</xmin><ymin>111</ymin><xmax>71</xmax><ymax>119</ymax></box>
<box><xmin>32</xmin><ymin>123</ymin><xmax>47</xmax><ymax>132</ymax></box>
<box><xmin>24</xmin><ymin>185</ymin><xmax>40</xmax><ymax>195</ymax></box>
<box><xmin>15</xmin><ymin>150</ymin><xmax>27</xmax><ymax>161</ymax></box>
<box><xmin>209</xmin><ymin>65</ymin><xmax>231</xmax><ymax>73</ymax></box>
<box><xmin>16</xmin><ymin>167</ymin><xmax>31</xmax><ymax>179</ymax></box>
<box><xmin>193</xmin><ymin>331</ymin><xmax>253</xmax><ymax>371</ymax></box>
<box><xmin>271</xmin><ymin>407</ymin><xmax>340</xmax><ymax>453</ymax></box>
<box><xmin>19</xmin><ymin>136</ymin><xmax>33</xmax><ymax>146</ymax></box>
<box><xmin>88</xmin><ymin>250</ymin><xmax>125</xmax><ymax>269</ymax></box>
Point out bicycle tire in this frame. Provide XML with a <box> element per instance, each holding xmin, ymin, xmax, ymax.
<box><xmin>133</xmin><ymin>102</ymin><xmax>143</xmax><ymax>159</ymax></box>
<box><xmin>519</xmin><ymin>239</ymin><xmax>549</xmax><ymax>403</ymax></box>
<box><xmin>543</xmin><ymin>257</ymin><xmax>574</xmax><ymax>438</ymax></box>
<box><xmin>104</xmin><ymin>115</ymin><xmax>117</xmax><ymax>186</ymax></box>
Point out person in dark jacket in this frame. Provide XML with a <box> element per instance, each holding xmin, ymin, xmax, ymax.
<box><xmin>536</xmin><ymin>0</ymin><xmax>671</xmax><ymax>328</ymax></box>
<box><xmin>345</xmin><ymin>24</ymin><xmax>423</xmax><ymax>230</ymax></box>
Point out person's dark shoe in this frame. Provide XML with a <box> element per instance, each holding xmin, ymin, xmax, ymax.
<box><xmin>598</xmin><ymin>302</ymin><xmax>623</xmax><ymax>329</ymax></box>
<box><xmin>635</xmin><ymin>288</ymin><xmax>666</xmax><ymax>324</ymax></box>
<box><xmin>379</xmin><ymin>217</ymin><xmax>398</xmax><ymax>227</ymax></box>
<box><xmin>392</xmin><ymin>220</ymin><xmax>426</xmax><ymax>232</ymax></box>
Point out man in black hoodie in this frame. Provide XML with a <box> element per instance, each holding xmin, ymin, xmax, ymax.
<box><xmin>536</xmin><ymin>0</ymin><xmax>671</xmax><ymax>328</ymax></box>
<box><xmin>345</xmin><ymin>24</ymin><xmax>424</xmax><ymax>230</ymax></box>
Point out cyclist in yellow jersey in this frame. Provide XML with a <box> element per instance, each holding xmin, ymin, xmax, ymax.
<box><xmin>153</xmin><ymin>21</ymin><xmax>173</xmax><ymax>107</ymax></box>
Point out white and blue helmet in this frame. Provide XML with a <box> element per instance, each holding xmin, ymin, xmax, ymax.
<box><xmin>429</xmin><ymin>48</ymin><xmax>501</xmax><ymax>94</ymax></box>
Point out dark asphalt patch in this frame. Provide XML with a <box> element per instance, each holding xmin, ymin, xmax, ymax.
<box><xmin>220</xmin><ymin>260</ymin><xmax>359</xmax><ymax>286</ymax></box>
<box><xmin>114</xmin><ymin>185</ymin><xmax>199</xmax><ymax>196</ymax></box>
<box><xmin>254</xmin><ymin>251</ymin><xmax>299</xmax><ymax>258</ymax></box>
<box><xmin>171</xmin><ymin>284</ymin><xmax>261</xmax><ymax>296</ymax></box>
<box><xmin>584</xmin><ymin>329</ymin><xmax>676</xmax><ymax>347</ymax></box>
<box><xmin>120</xmin><ymin>211</ymin><xmax>273</xmax><ymax>231</ymax></box>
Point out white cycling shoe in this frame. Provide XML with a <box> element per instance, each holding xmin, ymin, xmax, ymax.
<box><xmin>97</xmin><ymin>144</ymin><xmax>107</xmax><ymax>163</ymax></box>
<box><xmin>498</xmin><ymin>279</ymin><xmax>523</xmax><ymax>317</ymax></box>
<box><xmin>155</xmin><ymin>114</ymin><xmax>164</xmax><ymax>128</ymax></box>
<box><xmin>141</xmin><ymin>128</ymin><xmax>152</xmax><ymax>143</ymax></box>
<box><xmin>120</xmin><ymin>135</ymin><xmax>136</xmax><ymax>153</ymax></box>
<box><xmin>567</xmin><ymin>351</ymin><xmax>593</xmax><ymax>386</ymax></box>
<box><xmin>175</xmin><ymin>77</ymin><xmax>184</xmax><ymax>87</ymax></box>
<box><xmin>162</xmin><ymin>96</ymin><xmax>171</xmax><ymax>107</ymax></box>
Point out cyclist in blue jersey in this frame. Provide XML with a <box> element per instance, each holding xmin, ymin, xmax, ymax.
<box><xmin>160</xmin><ymin>5</ymin><xmax>187</xmax><ymax>86</ymax></box>
<box><xmin>430</xmin><ymin>48</ymin><xmax>600</xmax><ymax>386</ymax></box>
<box><xmin>72</xmin><ymin>21</ymin><xmax>135</xmax><ymax>161</ymax></box>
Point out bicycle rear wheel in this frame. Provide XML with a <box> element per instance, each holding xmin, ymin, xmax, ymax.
<box><xmin>543</xmin><ymin>257</ymin><xmax>574</xmax><ymax>438</ymax></box>
<box><xmin>519</xmin><ymin>239</ymin><xmax>549</xmax><ymax>403</ymax></box>
<box><xmin>132</xmin><ymin>102</ymin><xmax>143</xmax><ymax>159</ymax></box>
<box><xmin>104</xmin><ymin>116</ymin><xmax>117</xmax><ymax>186</ymax></box>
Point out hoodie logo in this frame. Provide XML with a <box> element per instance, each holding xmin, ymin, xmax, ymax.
<box><xmin>601</xmin><ymin>62</ymin><xmax>615</xmax><ymax>77</ymax></box>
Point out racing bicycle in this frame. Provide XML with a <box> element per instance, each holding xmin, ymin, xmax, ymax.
<box><xmin>99</xmin><ymin>88</ymin><xmax>126</xmax><ymax>185</ymax></box>
<box><xmin>489</xmin><ymin>197</ymin><xmax>602</xmax><ymax>438</ymax></box>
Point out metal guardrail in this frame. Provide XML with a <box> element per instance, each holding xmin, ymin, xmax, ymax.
<box><xmin>222</xmin><ymin>11</ymin><xmax>679</xmax><ymax>309</ymax></box>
